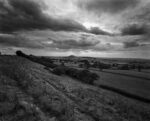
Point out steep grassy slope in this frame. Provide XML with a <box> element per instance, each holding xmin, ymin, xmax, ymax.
<box><xmin>0</xmin><ymin>55</ymin><xmax>150</xmax><ymax>121</ymax></box>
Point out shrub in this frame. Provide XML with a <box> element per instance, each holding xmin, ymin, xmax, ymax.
<box><xmin>65</xmin><ymin>68</ymin><xmax>79</xmax><ymax>78</ymax></box>
<box><xmin>52</xmin><ymin>66</ymin><xmax>67</xmax><ymax>75</ymax></box>
<box><xmin>77</xmin><ymin>70</ymin><xmax>99</xmax><ymax>85</ymax></box>
<box><xmin>52</xmin><ymin>66</ymin><xmax>99</xmax><ymax>85</ymax></box>
<box><xmin>16</xmin><ymin>50</ymin><xmax>27</xmax><ymax>57</ymax></box>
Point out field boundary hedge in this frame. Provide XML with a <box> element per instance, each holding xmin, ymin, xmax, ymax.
<box><xmin>98</xmin><ymin>84</ymin><xmax>150</xmax><ymax>104</ymax></box>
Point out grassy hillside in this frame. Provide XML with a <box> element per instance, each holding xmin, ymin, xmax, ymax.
<box><xmin>0</xmin><ymin>55</ymin><xmax>150</xmax><ymax>121</ymax></box>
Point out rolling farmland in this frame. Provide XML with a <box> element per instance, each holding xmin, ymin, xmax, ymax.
<box><xmin>1</xmin><ymin>55</ymin><xmax>150</xmax><ymax>121</ymax></box>
<box><xmin>102</xmin><ymin>69</ymin><xmax>150</xmax><ymax>80</ymax></box>
<box><xmin>93</xmin><ymin>70</ymin><xmax>150</xmax><ymax>101</ymax></box>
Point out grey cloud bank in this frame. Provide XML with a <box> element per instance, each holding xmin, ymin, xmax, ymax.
<box><xmin>0</xmin><ymin>0</ymin><xmax>86</xmax><ymax>33</ymax></box>
<box><xmin>0</xmin><ymin>0</ymin><xmax>150</xmax><ymax>58</ymax></box>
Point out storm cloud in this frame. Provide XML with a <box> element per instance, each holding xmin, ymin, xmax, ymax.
<box><xmin>121</xmin><ymin>24</ymin><xmax>149</xmax><ymax>35</ymax></box>
<box><xmin>0</xmin><ymin>0</ymin><xmax>87</xmax><ymax>33</ymax></box>
<box><xmin>123</xmin><ymin>40</ymin><xmax>141</xmax><ymax>48</ymax></box>
<box><xmin>77</xmin><ymin>0</ymin><xmax>139</xmax><ymax>14</ymax></box>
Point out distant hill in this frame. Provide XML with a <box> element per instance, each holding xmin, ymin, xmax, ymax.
<box><xmin>67</xmin><ymin>55</ymin><xmax>77</xmax><ymax>58</ymax></box>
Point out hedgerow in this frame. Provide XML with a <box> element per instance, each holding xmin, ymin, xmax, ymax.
<box><xmin>52</xmin><ymin>66</ymin><xmax>99</xmax><ymax>85</ymax></box>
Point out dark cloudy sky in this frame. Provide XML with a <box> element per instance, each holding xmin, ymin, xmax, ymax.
<box><xmin>0</xmin><ymin>0</ymin><xmax>150</xmax><ymax>58</ymax></box>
